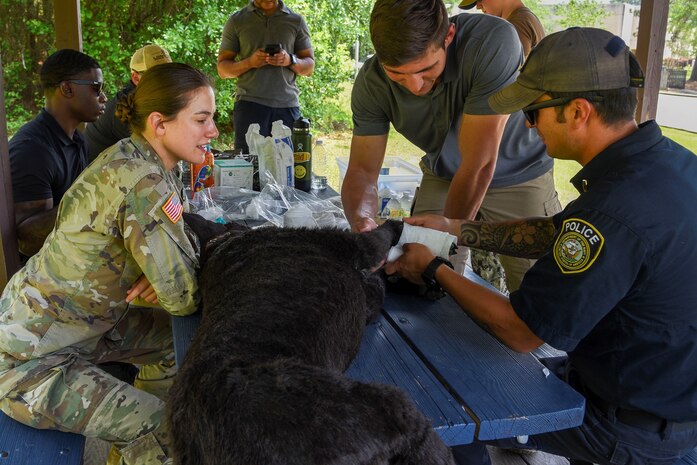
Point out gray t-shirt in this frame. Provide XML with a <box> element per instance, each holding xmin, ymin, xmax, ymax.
<box><xmin>352</xmin><ymin>14</ymin><xmax>552</xmax><ymax>188</ymax></box>
<box><xmin>219</xmin><ymin>1</ymin><xmax>312</xmax><ymax>108</ymax></box>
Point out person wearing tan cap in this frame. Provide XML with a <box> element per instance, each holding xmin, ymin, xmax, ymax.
<box><xmin>84</xmin><ymin>44</ymin><xmax>172</xmax><ymax>162</ymax></box>
<box><xmin>387</xmin><ymin>27</ymin><xmax>697</xmax><ymax>464</ymax></box>
<box><xmin>460</xmin><ymin>0</ymin><xmax>544</xmax><ymax>58</ymax></box>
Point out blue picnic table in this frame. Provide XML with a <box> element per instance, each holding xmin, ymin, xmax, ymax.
<box><xmin>171</xmin><ymin>268</ymin><xmax>586</xmax><ymax>447</ymax></box>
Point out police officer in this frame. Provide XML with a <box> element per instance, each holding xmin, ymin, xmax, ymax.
<box><xmin>0</xmin><ymin>63</ymin><xmax>219</xmax><ymax>465</ymax></box>
<box><xmin>387</xmin><ymin>27</ymin><xmax>697</xmax><ymax>464</ymax></box>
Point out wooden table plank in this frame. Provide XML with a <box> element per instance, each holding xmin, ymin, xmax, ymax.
<box><xmin>346</xmin><ymin>315</ymin><xmax>476</xmax><ymax>446</ymax></box>
<box><xmin>382</xmin><ymin>291</ymin><xmax>585</xmax><ymax>440</ymax></box>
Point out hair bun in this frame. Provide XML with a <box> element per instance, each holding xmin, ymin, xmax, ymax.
<box><xmin>115</xmin><ymin>92</ymin><xmax>137</xmax><ymax>125</ymax></box>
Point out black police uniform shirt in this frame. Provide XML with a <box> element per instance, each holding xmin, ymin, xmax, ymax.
<box><xmin>510</xmin><ymin>121</ymin><xmax>697</xmax><ymax>423</ymax></box>
<box><xmin>10</xmin><ymin>109</ymin><xmax>88</xmax><ymax>205</ymax></box>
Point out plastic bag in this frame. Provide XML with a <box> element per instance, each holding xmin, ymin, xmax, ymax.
<box><xmin>188</xmin><ymin>175</ymin><xmax>348</xmax><ymax>230</ymax></box>
<box><xmin>249</xmin><ymin>173</ymin><xmax>348</xmax><ymax>229</ymax></box>
<box><xmin>245</xmin><ymin>122</ymin><xmax>294</xmax><ymax>189</ymax></box>
<box><xmin>189</xmin><ymin>186</ymin><xmax>261</xmax><ymax>223</ymax></box>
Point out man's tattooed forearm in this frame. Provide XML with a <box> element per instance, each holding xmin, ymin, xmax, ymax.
<box><xmin>460</xmin><ymin>218</ymin><xmax>556</xmax><ymax>259</ymax></box>
<box><xmin>459</xmin><ymin>222</ymin><xmax>481</xmax><ymax>248</ymax></box>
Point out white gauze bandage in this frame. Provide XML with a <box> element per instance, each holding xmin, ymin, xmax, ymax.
<box><xmin>387</xmin><ymin>223</ymin><xmax>457</xmax><ymax>262</ymax></box>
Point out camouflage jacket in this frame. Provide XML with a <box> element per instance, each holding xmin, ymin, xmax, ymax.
<box><xmin>0</xmin><ymin>134</ymin><xmax>199</xmax><ymax>371</ymax></box>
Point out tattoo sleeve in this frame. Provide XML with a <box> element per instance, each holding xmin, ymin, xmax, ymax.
<box><xmin>459</xmin><ymin>217</ymin><xmax>557</xmax><ymax>259</ymax></box>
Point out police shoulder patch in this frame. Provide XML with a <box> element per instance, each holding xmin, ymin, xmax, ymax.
<box><xmin>553</xmin><ymin>218</ymin><xmax>604</xmax><ymax>274</ymax></box>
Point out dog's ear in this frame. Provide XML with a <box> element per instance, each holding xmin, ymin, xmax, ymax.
<box><xmin>183</xmin><ymin>213</ymin><xmax>250</xmax><ymax>265</ymax></box>
<box><xmin>183</xmin><ymin>213</ymin><xmax>229</xmax><ymax>249</ymax></box>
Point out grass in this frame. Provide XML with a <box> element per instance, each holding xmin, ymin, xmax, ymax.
<box><xmin>315</xmin><ymin>125</ymin><xmax>697</xmax><ymax>210</ymax></box>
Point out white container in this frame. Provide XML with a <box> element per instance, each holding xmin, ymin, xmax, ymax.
<box><xmin>214</xmin><ymin>159</ymin><xmax>253</xmax><ymax>189</ymax></box>
<box><xmin>336</xmin><ymin>156</ymin><xmax>422</xmax><ymax>195</ymax></box>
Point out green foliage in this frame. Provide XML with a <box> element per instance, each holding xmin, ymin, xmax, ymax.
<box><xmin>1</xmin><ymin>0</ymin><xmax>370</xmax><ymax>136</ymax></box>
<box><xmin>0</xmin><ymin>0</ymin><xmax>54</xmax><ymax>128</ymax></box>
<box><xmin>668</xmin><ymin>0</ymin><xmax>697</xmax><ymax>70</ymax></box>
<box><xmin>291</xmin><ymin>0</ymin><xmax>373</xmax><ymax>129</ymax></box>
<box><xmin>524</xmin><ymin>0</ymin><xmax>554</xmax><ymax>36</ymax></box>
<box><xmin>555</xmin><ymin>0</ymin><xmax>608</xmax><ymax>29</ymax></box>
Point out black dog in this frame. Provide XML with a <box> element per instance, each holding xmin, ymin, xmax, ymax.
<box><xmin>168</xmin><ymin>214</ymin><xmax>454</xmax><ymax>465</ymax></box>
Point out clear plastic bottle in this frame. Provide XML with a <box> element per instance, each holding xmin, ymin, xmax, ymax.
<box><xmin>383</xmin><ymin>194</ymin><xmax>402</xmax><ymax>219</ymax></box>
<box><xmin>400</xmin><ymin>191</ymin><xmax>414</xmax><ymax>218</ymax></box>
<box><xmin>312</xmin><ymin>139</ymin><xmax>328</xmax><ymax>191</ymax></box>
<box><xmin>378</xmin><ymin>188</ymin><xmax>393</xmax><ymax>219</ymax></box>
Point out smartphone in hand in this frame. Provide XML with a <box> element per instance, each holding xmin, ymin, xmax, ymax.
<box><xmin>265</xmin><ymin>43</ymin><xmax>282</xmax><ymax>55</ymax></box>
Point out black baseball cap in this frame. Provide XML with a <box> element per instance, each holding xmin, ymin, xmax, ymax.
<box><xmin>489</xmin><ymin>27</ymin><xmax>645</xmax><ymax>114</ymax></box>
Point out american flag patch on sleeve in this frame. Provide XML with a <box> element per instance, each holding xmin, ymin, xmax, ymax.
<box><xmin>161</xmin><ymin>192</ymin><xmax>183</xmax><ymax>223</ymax></box>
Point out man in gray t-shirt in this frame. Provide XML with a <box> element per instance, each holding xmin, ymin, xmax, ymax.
<box><xmin>217</xmin><ymin>0</ymin><xmax>314</xmax><ymax>153</ymax></box>
<box><xmin>343</xmin><ymin>0</ymin><xmax>560</xmax><ymax>292</ymax></box>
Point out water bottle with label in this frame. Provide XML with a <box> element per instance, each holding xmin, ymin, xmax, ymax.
<box><xmin>292</xmin><ymin>117</ymin><xmax>312</xmax><ymax>192</ymax></box>
<box><xmin>384</xmin><ymin>195</ymin><xmax>402</xmax><ymax>219</ymax></box>
<box><xmin>378</xmin><ymin>188</ymin><xmax>394</xmax><ymax>219</ymax></box>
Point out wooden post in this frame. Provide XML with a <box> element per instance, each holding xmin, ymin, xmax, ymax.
<box><xmin>634</xmin><ymin>0</ymin><xmax>669</xmax><ymax>123</ymax></box>
<box><xmin>54</xmin><ymin>0</ymin><xmax>82</xmax><ymax>51</ymax></box>
<box><xmin>0</xmin><ymin>56</ymin><xmax>20</xmax><ymax>288</ymax></box>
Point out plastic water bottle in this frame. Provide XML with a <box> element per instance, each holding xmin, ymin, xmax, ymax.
<box><xmin>378</xmin><ymin>188</ymin><xmax>393</xmax><ymax>218</ymax></box>
<box><xmin>312</xmin><ymin>139</ymin><xmax>329</xmax><ymax>191</ymax></box>
<box><xmin>383</xmin><ymin>195</ymin><xmax>402</xmax><ymax>219</ymax></box>
<box><xmin>400</xmin><ymin>192</ymin><xmax>414</xmax><ymax>218</ymax></box>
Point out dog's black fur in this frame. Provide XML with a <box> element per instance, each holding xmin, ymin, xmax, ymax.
<box><xmin>168</xmin><ymin>214</ymin><xmax>454</xmax><ymax>465</ymax></box>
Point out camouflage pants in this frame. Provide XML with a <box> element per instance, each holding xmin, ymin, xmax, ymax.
<box><xmin>470</xmin><ymin>249</ymin><xmax>509</xmax><ymax>295</ymax></box>
<box><xmin>0</xmin><ymin>306</ymin><xmax>176</xmax><ymax>465</ymax></box>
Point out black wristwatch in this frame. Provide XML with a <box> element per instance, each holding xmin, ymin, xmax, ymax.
<box><xmin>421</xmin><ymin>257</ymin><xmax>454</xmax><ymax>289</ymax></box>
<box><xmin>287</xmin><ymin>53</ymin><xmax>298</xmax><ymax>68</ymax></box>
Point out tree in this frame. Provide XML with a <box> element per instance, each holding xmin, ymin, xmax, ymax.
<box><xmin>556</xmin><ymin>0</ymin><xmax>608</xmax><ymax>30</ymax></box>
<box><xmin>0</xmin><ymin>0</ymin><xmax>373</xmax><ymax>137</ymax></box>
<box><xmin>0</xmin><ymin>0</ymin><xmax>54</xmax><ymax>132</ymax></box>
<box><xmin>524</xmin><ymin>0</ymin><xmax>554</xmax><ymax>35</ymax></box>
<box><xmin>668</xmin><ymin>0</ymin><xmax>697</xmax><ymax>81</ymax></box>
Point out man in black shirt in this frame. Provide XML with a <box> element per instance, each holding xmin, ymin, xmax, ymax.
<box><xmin>84</xmin><ymin>44</ymin><xmax>171</xmax><ymax>162</ymax></box>
<box><xmin>10</xmin><ymin>49</ymin><xmax>106</xmax><ymax>258</ymax></box>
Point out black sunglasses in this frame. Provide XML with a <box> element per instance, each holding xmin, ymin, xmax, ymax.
<box><xmin>522</xmin><ymin>95</ymin><xmax>605</xmax><ymax>126</ymax></box>
<box><xmin>521</xmin><ymin>97</ymin><xmax>574</xmax><ymax>126</ymax></box>
<box><xmin>67</xmin><ymin>79</ymin><xmax>104</xmax><ymax>97</ymax></box>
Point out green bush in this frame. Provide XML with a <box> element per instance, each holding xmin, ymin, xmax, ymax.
<box><xmin>1</xmin><ymin>0</ymin><xmax>374</xmax><ymax>136</ymax></box>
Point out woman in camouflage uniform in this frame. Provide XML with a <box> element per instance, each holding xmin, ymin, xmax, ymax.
<box><xmin>0</xmin><ymin>63</ymin><xmax>219</xmax><ymax>465</ymax></box>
